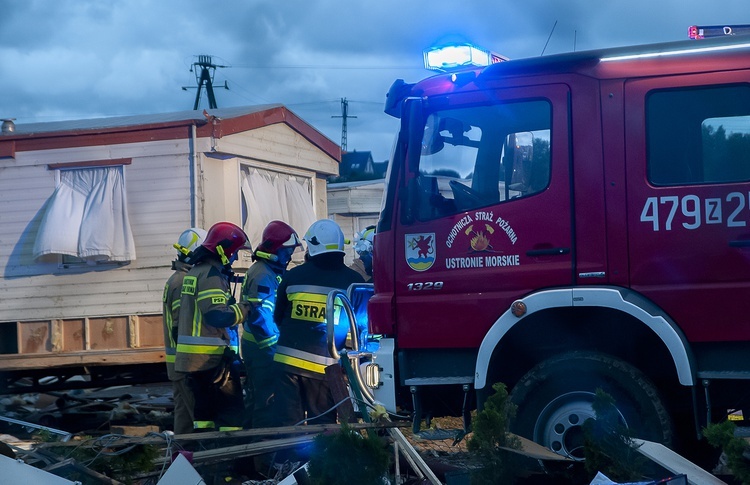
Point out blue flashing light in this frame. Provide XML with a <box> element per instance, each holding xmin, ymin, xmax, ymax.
<box><xmin>423</xmin><ymin>43</ymin><xmax>507</xmax><ymax>72</ymax></box>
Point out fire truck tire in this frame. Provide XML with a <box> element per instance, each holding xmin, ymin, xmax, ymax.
<box><xmin>509</xmin><ymin>351</ymin><xmax>672</xmax><ymax>460</ymax></box>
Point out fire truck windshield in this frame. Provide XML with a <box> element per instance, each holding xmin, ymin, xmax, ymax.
<box><xmin>411</xmin><ymin>100</ymin><xmax>551</xmax><ymax>219</ymax></box>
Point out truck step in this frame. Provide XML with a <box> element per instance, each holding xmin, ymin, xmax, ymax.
<box><xmin>404</xmin><ymin>376</ymin><xmax>473</xmax><ymax>386</ymax></box>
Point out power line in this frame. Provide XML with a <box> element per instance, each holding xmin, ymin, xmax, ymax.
<box><xmin>230</xmin><ymin>64</ymin><xmax>422</xmax><ymax>71</ymax></box>
<box><xmin>221</xmin><ymin>75</ymin><xmax>274</xmax><ymax>105</ymax></box>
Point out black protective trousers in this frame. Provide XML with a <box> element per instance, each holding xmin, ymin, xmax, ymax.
<box><xmin>187</xmin><ymin>362</ymin><xmax>244</xmax><ymax>430</ymax></box>
<box><xmin>274</xmin><ymin>370</ymin><xmax>337</xmax><ymax>427</ymax></box>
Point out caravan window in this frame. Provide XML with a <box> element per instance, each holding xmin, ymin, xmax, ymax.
<box><xmin>33</xmin><ymin>165</ymin><xmax>136</xmax><ymax>266</ymax></box>
<box><xmin>239</xmin><ymin>165</ymin><xmax>316</xmax><ymax>262</ymax></box>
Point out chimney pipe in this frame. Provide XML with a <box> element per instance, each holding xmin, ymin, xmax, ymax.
<box><xmin>1</xmin><ymin>119</ymin><xmax>16</xmax><ymax>133</ymax></box>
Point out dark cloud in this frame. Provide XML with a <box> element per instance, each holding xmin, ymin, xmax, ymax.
<box><xmin>2</xmin><ymin>1</ymin><xmax>749</xmax><ymax>161</ymax></box>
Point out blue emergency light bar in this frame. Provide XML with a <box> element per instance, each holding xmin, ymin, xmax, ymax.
<box><xmin>423</xmin><ymin>43</ymin><xmax>508</xmax><ymax>72</ymax></box>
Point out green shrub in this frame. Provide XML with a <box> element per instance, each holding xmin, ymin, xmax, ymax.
<box><xmin>467</xmin><ymin>382</ymin><xmax>524</xmax><ymax>484</ymax></box>
<box><xmin>307</xmin><ymin>422</ymin><xmax>390</xmax><ymax>485</ymax></box>
<box><xmin>704</xmin><ymin>420</ymin><xmax>750</xmax><ymax>484</ymax></box>
<box><xmin>582</xmin><ymin>388</ymin><xmax>649</xmax><ymax>482</ymax></box>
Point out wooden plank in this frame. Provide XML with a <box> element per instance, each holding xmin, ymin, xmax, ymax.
<box><xmin>84</xmin><ymin>318</ymin><xmax>91</xmax><ymax>350</ymax></box>
<box><xmin>86</xmin><ymin>315</ymin><xmax>130</xmax><ymax>350</ymax></box>
<box><xmin>51</xmin><ymin>320</ymin><xmax>63</xmax><ymax>352</ymax></box>
<box><xmin>158</xmin><ymin>436</ymin><xmax>316</xmax><ymax>466</ymax></box>
<box><xmin>16</xmin><ymin>322</ymin><xmax>22</xmax><ymax>355</ymax></box>
<box><xmin>503</xmin><ymin>434</ymin><xmax>573</xmax><ymax>461</ymax></box>
<box><xmin>129</xmin><ymin>315</ymin><xmax>139</xmax><ymax>348</ymax></box>
<box><xmin>18</xmin><ymin>320</ymin><xmax>52</xmax><ymax>354</ymax></box>
<box><xmin>0</xmin><ymin>348</ymin><xmax>165</xmax><ymax>371</ymax></box>
<box><xmin>61</xmin><ymin>319</ymin><xmax>85</xmax><ymax>352</ymax></box>
<box><xmin>110</xmin><ymin>425</ymin><xmax>160</xmax><ymax>437</ymax></box>
<box><xmin>389</xmin><ymin>428</ymin><xmax>442</xmax><ymax>485</ymax></box>
<box><xmin>137</xmin><ymin>315</ymin><xmax>164</xmax><ymax>348</ymax></box>
<box><xmin>45</xmin><ymin>458</ymin><xmax>126</xmax><ymax>485</ymax></box>
<box><xmin>633</xmin><ymin>439</ymin><xmax>727</xmax><ymax>485</ymax></box>
<box><xmin>37</xmin><ymin>422</ymin><xmax>407</xmax><ymax>448</ymax></box>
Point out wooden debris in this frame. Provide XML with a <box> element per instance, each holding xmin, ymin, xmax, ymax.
<box><xmin>155</xmin><ymin>435</ymin><xmax>317</xmax><ymax>466</ymax></box>
<box><xmin>34</xmin><ymin>421</ymin><xmax>407</xmax><ymax>449</ymax></box>
<box><xmin>45</xmin><ymin>458</ymin><xmax>127</xmax><ymax>485</ymax></box>
<box><xmin>389</xmin><ymin>427</ymin><xmax>442</xmax><ymax>485</ymax></box>
<box><xmin>110</xmin><ymin>425</ymin><xmax>160</xmax><ymax>437</ymax></box>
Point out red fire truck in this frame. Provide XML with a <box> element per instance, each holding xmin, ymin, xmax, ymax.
<box><xmin>335</xmin><ymin>35</ymin><xmax>750</xmax><ymax>458</ymax></box>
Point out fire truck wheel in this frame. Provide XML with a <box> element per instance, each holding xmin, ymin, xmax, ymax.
<box><xmin>509</xmin><ymin>350</ymin><xmax>673</xmax><ymax>460</ymax></box>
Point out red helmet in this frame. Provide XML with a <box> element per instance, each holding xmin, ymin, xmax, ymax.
<box><xmin>257</xmin><ymin>220</ymin><xmax>301</xmax><ymax>255</ymax></box>
<box><xmin>201</xmin><ymin>222</ymin><xmax>251</xmax><ymax>259</ymax></box>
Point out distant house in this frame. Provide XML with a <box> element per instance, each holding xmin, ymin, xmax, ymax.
<box><xmin>372</xmin><ymin>160</ymin><xmax>389</xmax><ymax>178</ymax></box>
<box><xmin>337</xmin><ymin>150</ymin><xmax>375</xmax><ymax>180</ymax></box>
<box><xmin>0</xmin><ymin>105</ymin><xmax>339</xmax><ymax>386</ymax></box>
<box><xmin>327</xmin><ymin>179</ymin><xmax>384</xmax><ymax>265</ymax></box>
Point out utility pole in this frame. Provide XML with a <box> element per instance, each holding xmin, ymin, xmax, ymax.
<box><xmin>332</xmin><ymin>98</ymin><xmax>357</xmax><ymax>152</ymax></box>
<box><xmin>182</xmin><ymin>55</ymin><xmax>228</xmax><ymax>110</ymax></box>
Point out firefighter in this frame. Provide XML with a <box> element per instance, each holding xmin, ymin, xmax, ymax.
<box><xmin>162</xmin><ymin>227</ymin><xmax>206</xmax><ymax>435</ymax></box>
<box><xmin>240</xmin><ymin>220</ymin><xmax>301</xmax><ymax>429</ymax></box>
<box><xmin>175</xmin><ymin>221</ymin><xmax>252</xmax><ymax>432</ymax></box>
<box><xmin>272</xmin><ymin>219</ymin><xmax>365</xmax><ymax>432</ymax></box>
<box><xmin>349</xmin><ymin>225</ymin><xmax>375</xmax><ymax>282</ymax></box>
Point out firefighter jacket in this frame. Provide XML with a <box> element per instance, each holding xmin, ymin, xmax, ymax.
<box><xmin>175</xmin><ymin>256</ymin><xmax>249</xmax><ymax>373</ymax></box>
<box><xmin>240</xmin><ymin>259</ymin><xmax>283</xmax><ymax>353</ymax></box>
<box><xmin>273</xmin><ymin>253</ymin><xmax>365</xmax><ymax>379</ymax></box>
<box><xmin>162</xmin><ymin>260</ymin><xmax>191</xmax><ymax>381</ymax></box>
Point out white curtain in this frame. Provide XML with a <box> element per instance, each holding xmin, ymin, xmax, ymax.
<box><xmin>241</xmin><ymin>167</ymin><xmax>316</xmax><ymax>249</ymax></box>
<box><xmin>284</xmin><ymin>175</ymin><xmax>316</xmax><ymax>237</ymax></box>
<box><xmin>33</xmin><ymin>166</ymin><xmax>136</xmax><ymax>262</ymax></box>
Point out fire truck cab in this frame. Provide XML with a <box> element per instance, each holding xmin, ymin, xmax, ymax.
<box><xmin>345</xmin><ymin>35</ymin><xmax>750</xmax><ymax>458</ymax></box>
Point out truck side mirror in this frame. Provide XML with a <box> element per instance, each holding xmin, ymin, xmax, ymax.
<box><xmin>402</xmin><ymin>97</ymin><xmax>424</xmax><ymax>173</ymax></box>
<box><xmin>398</xmin><ymin>98</ymin><xmax>425</xmax><ymax>225</ymax></box>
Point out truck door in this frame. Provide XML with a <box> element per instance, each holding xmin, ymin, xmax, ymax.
<box><xmin>394</xmin><ymin>84</ymin><xmax>574</xmax><ymax>349</ymax></box>
<box><xmin>625</xmin><ymin>74</ymin><xmax>750</xmax><ymax>343</ymax></box>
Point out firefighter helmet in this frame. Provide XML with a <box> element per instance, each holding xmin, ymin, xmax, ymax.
<box><xmin>304</xmin><ymin>219</ymin><xmax>345</xmax><ymax>257</ymax></box>
<box><xmin>257</xmin><ymin>220</ymin><xmax>301</xmax><ymax>255</ymax></box>
<box><xmin>201</xmin><ymin>222</ymin><xmax>251</xmax><ymax>259</ymax></box>
<box><xmin>353</xmin><ymin>225</ymin><xmax>376</xmax><ymax>256</ymax></box>
<box><xmin>175</xmin><ymin>227</ymin><xmax>207</xmax><ymax>256</ymax></box>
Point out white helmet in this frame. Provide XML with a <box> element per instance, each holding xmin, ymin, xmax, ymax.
<box><xmin>304</xmin><ymin>219</ymin><xmax>345</xmax><ymax>257</ymax></box>
<box><xmin>353</xmin><ymin>225</ymin><xmax>376</xmax><ymax>256</ymax></box>
<box><xmin>175</xmin><ymin>227</ymin><xmax>207</xmax><ymax>256</ymax></box>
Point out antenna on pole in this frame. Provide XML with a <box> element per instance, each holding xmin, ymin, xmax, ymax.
<box><xmin>332</xmin><ymin>98</ymin><xmax>357</xmax><ymax>152</ymax></box>
<box><xmin>541</xmin><ymin>20</ymin><xmax>558</xmax><ymax>56</ymax></box>
<box><xmin>182</xmin><ymin>55</ymin><xmax>228</xmax><ymax>110</ymax></box>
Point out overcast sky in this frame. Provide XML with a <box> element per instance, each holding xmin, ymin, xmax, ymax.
<box><xmin>2</xmin><ymin>1</ymin><xmax>748</xmax><ymax>162</ymax></box>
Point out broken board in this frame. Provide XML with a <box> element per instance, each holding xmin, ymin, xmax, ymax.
<box><xmin>633</xmin><ymin>439</ymin><xmax>727</xmax><ymax>485</ymax></box>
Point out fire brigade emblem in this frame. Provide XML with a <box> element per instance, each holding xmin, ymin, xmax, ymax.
<box><xmin>405</xmin><ymin>233</ymin><xmax>435</xmax><ymax>271</ymax></box>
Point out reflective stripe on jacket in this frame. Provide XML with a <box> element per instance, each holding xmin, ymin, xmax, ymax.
<box><xmin>273</xmin><ymin>255</ymin><xmax>364</xmax><ymax>379</ymax></box>
<box><xmin>240</xmin><ymin>260</ymin><xmax>283</xmax><ymax>351</ymax></box>
<box><xmin>162</xmin><ymin>260</ymin><xmax>191</xmax><ymax>380</ymax></box>
<box><xmin>274</xmin><ymin>345</ymin><xmax>337</xmax><ymax>374</ymax></box>
<box><xmin>175</xmin><ymin>257</ymin><xmax>247</xmax><ymax>373</ymax></box>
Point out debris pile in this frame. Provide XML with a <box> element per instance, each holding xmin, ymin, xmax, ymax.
<box><xmin>0</xmin><ymin>384</ymin><xmax>445</xmax><ymax>484</ymax></box>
